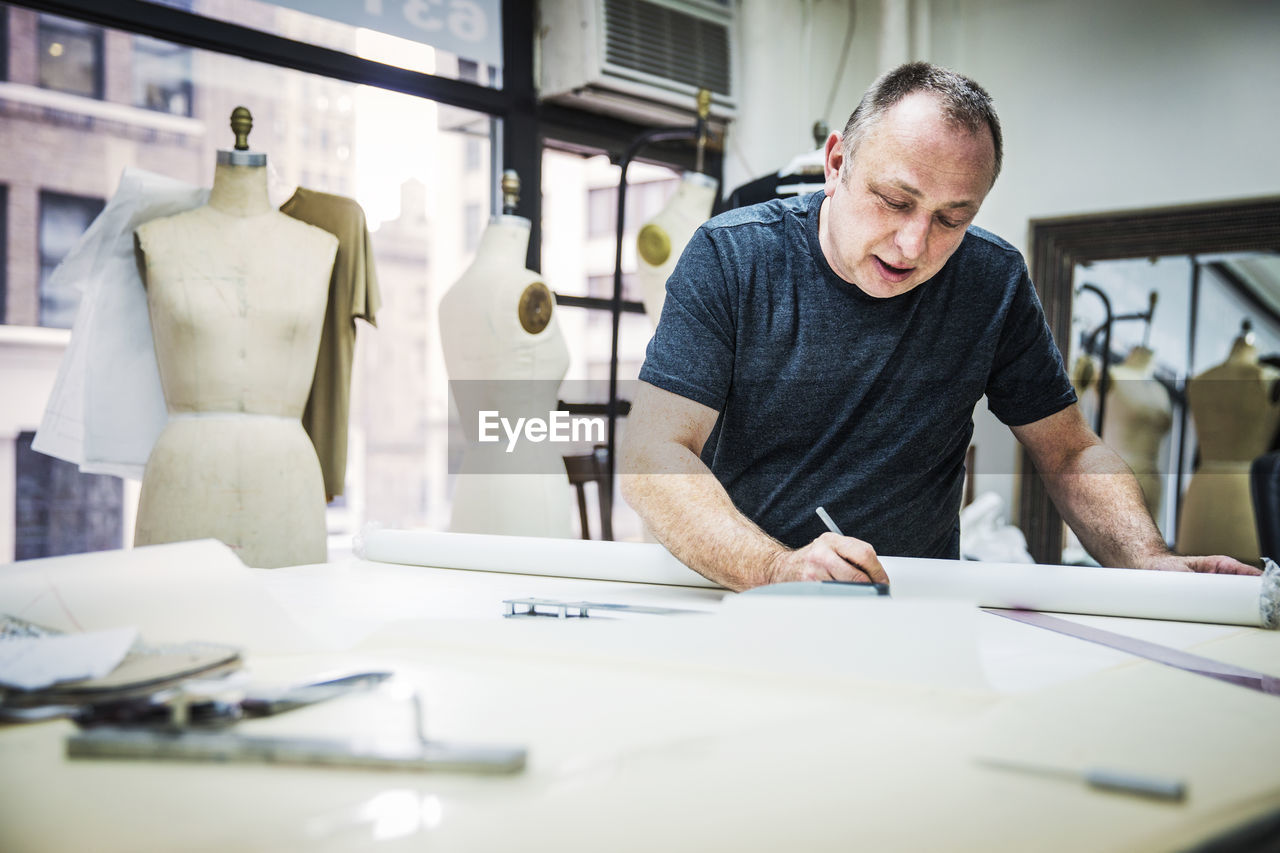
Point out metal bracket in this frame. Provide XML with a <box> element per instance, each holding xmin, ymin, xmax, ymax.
<box><xmin>502</xmin><ymin>598</ymin><xmax>702</xmax><ymax>619</ymax></box>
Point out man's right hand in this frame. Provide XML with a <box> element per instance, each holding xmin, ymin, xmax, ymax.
<box><xmin>768</xmin><ymin>532</ymin><xmax>890</xmax><ymax>585</ymax></box>
<box><xmin>621</xmin><ymin>382</ymin><xmax>890</xmax><ymax>593</ymax></box>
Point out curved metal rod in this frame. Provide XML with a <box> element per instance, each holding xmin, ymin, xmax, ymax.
<box><xmin>605</xmin><ymin>125</ymin><xmax>702</xmax><ymax>524</ymax></box>
<box><xmin>1077</xmin><ymin>283</ymin><xmax>1113</xmax><ymax>436</ymax></box>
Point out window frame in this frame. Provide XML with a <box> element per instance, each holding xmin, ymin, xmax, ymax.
<box><xmin>0</xmin><ymin>184</ymin><xmax>7</xmax><ymax>324</ymax></box>
<box><xmin>7</xmin><ymin>0</ymin><xmax>724</xmax><ymax>537</ymax></box>
<box><xmin>1</xmin><ymin>5</ymin><xmax>9</xmax><ymax>82</ymax></box>
<box><xmin>9</xmin><ymin>1</ymin><xmax>723</xmax><ymax>267</ymax></box>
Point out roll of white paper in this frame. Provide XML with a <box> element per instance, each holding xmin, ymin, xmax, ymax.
<box><xmin>354</xmin><ymin>528</ymin><xmax>1278</xmax><ymax>627</ymax></box>
<box><xmin>355</xmin><ymin>527</ymin><xmax>720</xmax><ymax>588</ymax></box>
<box><xmin>883</xmin><ymin>556</ymin><xmax>1278</xmax><ymax>629</ymax></box>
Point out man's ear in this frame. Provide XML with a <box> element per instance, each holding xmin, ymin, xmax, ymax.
<box><xmin>823</xmin><ymin>131</ymin><xmax>844</xmax><ymax>196</ymax></box>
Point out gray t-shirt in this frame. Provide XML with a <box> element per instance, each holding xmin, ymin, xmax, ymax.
<box><xmin>638</xmin><ymin>191</ymin><xmax>1076</xmax><ymax>557</ymax></box>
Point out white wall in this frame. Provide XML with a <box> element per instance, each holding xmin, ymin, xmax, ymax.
<box><xmin>726</xmin><ymin>0</ymin><xmax>881</xmax><ymax>191</ymax></box>
<box><xmin>928</xmin><ymin>0</ymin><xmax>1280</xmax><ymax>249</ymax></box>
<box><xmin>727</xmin><ymin>0</ymin><xmax>1280</xmax><ymax>527</ymax></box>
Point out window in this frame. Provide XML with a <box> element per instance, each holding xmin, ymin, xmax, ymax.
<box><xmin>632</xmin><ymin>178</ymin><xmax>678</xmax><ymax>223</ymax></box>
<box><xmin>463</xmin><ymin>201</ymin><xmax>483</xmax><ymax>251</ymax></box>
<box><xmin>5</xmin><ymin>7</ymin><xmax>500</xmax><ymax>541</ymax></box>
<box><xmin>133</xmin><ymin>34</ymin><xmax>194</xmax><ymax>116</ymax></box>
<box><xmin>39</xmin><ymin>191</ymin><xmax>105</xmax><ymax>329</ymax></box>
<box><xmin>38</xmin><ymin>13</ymin><xmax>103</xmax><ymax>99</ymax></box>
<box><xmin>584</xmin><ymin>178</ymin><xmax>678</xmax><ymax>241</ymax></box>
<box><xmin>0</xmin><ymin>0</ymin><xmax>562</xmax><ymax>553</ymax></box>
<box><xmin>136</xmin><ymin>0</ymin><xmax>500</xmax><ymax>83</ymax></box>
<box><xmin>15</xmin><ymin>432</ymin><xmax>123</xmax><ymax>560</ymax></box>
<box><xmin>543</xmin><ymin>151</ymin><xmax>685</xmax><ymax>541</ymax></box>
<box><xmin>587</xmin><ymin>187</ymin><xmax>616</xmax><ymax>239</ymax></box>
<box><xmin>586</xmin><ymin>273</ymin><xmax>640</xmax><ymax>303</ymax></box>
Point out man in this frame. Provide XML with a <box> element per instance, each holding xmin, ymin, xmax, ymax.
<box><xmin>619</xmin><ymin>62</ymin><xmax>1258</xmax><ymax>591</ymax></box>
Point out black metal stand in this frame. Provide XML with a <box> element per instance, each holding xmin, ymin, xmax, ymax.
<box><xmin>1077</xmin><ymin>283</ymin><xmax>1158</xmax><ymax>439</ymax></box>
<box><xmin>601</xmin><ymin>119</ymin><xmax>711</xmax><ymax>534</ymax></box>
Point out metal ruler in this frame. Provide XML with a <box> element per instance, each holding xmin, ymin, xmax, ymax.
<box><xmin>68</xmin><ymin>727</ymin><xmax>526</xmax><ymax>773</ymax></box>
<box><xmin>984</xmin><ymin>608</ymin><xmax>1280</xmax><ymax>696</ymax></box>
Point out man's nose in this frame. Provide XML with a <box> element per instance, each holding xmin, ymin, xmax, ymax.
<box><xmin>895</xmin><ymin>214</ymin><xmax>929</xmax><ymax>260</ymax></box>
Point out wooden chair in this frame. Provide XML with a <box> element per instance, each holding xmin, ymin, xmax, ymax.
<box><xmin>563</xmin><ymin>445</ymin><xmax>613</xmax><ymax>540</ymax></box>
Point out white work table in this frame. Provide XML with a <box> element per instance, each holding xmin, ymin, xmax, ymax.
<box><xmin>1</xmin><ymin>539</ymin><xmax>1278</xmax><ymax>852</ymax></box>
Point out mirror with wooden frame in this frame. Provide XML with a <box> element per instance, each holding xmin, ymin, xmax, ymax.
<box><xmin>1021</xmin><ymin>197</ymin><xmax>1280</xmax><ymax>565</ymax></box>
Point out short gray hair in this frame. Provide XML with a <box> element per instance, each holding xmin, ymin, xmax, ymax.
<box><xmin>841</xmin><ymin>62</ymin><xmax>1003</xmax><ymax>184</ymax></box>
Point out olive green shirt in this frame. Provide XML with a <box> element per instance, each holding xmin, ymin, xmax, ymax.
<box><xmin>281</xmin><ymin>188</ymin><xmax>381</xmax><ymax>499</ymax></box>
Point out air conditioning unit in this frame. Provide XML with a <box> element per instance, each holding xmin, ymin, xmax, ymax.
<box><xmin>537</xmin><ymin>0</ymin><xmax>737</xmax><ymax>126</ymax></box>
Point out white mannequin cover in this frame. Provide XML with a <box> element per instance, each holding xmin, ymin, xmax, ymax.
<box><xmin>438</xmin><ymin>215</ymin><xmax>574</xmax><ymax>538</ymax></box>
<box><xmin>636</xmin><ymin>172</ymin><xmax>718</xmax><ymax>327</ymax></box>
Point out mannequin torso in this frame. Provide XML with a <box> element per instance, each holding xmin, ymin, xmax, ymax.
<box><xmin>637</xmin><ymin>173</ymin><xmax>718</xmax><ymax>327</ymax></box>
<box><xmin>1101</xmin><ymin>346</ymin><xmax>1172</xmax><ymax>521</ymax></box>
<box><xmin>439</xmin><ymin>215</ymin><xmax>573</xmax><ymax>538</ymax></box>
<box><xmin>133</xmin><ymin>161</ymin><xmax>338</xmax><ymax>567</ymax></box>
<box><xmin>1177</xmin><ymin>335</ymin><xmax>1280</xmax><ymax>562</ymax></box>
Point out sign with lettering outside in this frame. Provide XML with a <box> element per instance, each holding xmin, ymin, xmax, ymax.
<box><xmin>271</xmin><ymin>0</ymin><xmax>501</xmax><ymax>69</ymax></box>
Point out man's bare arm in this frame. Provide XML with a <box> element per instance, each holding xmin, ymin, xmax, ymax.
<box><xmin>1012</xmin><ymin>404</ymin><xmax>1259</xmax><ymax>575</ymax></box>
<box><xmin>619</xmin><ymin>382</ymin><xmax>887</xmax><ymax>591</ymax></box>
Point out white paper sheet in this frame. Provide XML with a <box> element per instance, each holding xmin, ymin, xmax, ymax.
<box><xmin>0</xmin><ymin>540</ymin><xmax>318</xmax><ymax>654</ymax></box>
<box><xmin>0</xmin><ymin>627</ymin><xmax>137</xmax><ymax>690</ymax></box>
<box><xmin>362</xmin><ymin>597</ymin><xmax>990</xmax><ymax>691</ymax></box>
<box><xmin>261</xmin><ymin>557</ymin><xmax>726</xmax><ymax>650</ymax></box>
<box><xmin>712</xmin><ymin>596</ymin><xmax>988</xmax><ymax>689</ymax></box>
<box><xmin>976</xmin><ymin>610</ymin><xmax>1245</xmax><ymax>693</ymax></box>
<box><xmin>32</xmin><ymin>167</ymin><xmax>208</xmax><ymax>479</ymax></box>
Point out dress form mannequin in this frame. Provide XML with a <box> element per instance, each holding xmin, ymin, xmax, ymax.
<box><xmin>133</xmin><ymin>109</ymin><xmax>338</xmax><ymax>567</ymax></box>
<box><xmin>1101</xmin><ymin>345</ymin><xmax>1172</xmax><ymax>521</ymax></box>
<box><xmin>439</xmin><ymin>171</ymin><xmax>573</xmax><ymax>538</ymax></box>
<box><xmin>1177</xmin><ymin>325</ymin><xmax>1280</xmax><ymax>562</ymax></box>
<box><xmin>1070</xmin><ymin>353</ymin><xmax>1098</xmax><ymax>397</ymax></box>
<box><xmin>637</xmin><ymin>172</ymin><xmax>718</xmax><ymax>327</ymax></box>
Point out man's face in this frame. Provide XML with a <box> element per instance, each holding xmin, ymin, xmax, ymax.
<box><xmin>819</xmin><ymin>92</ymin><xmax>996</xmax><ymax>298</ymax></box>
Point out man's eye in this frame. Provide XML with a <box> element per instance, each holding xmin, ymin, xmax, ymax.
<box><xmin>880</xmin><ymin>196</ymin><xmax>909</xmax><ymax>210</ymax></box>
<box><xmin>937</xmin><ymin>217</ymin><xmax>963</xmax><ymax>229</ymax></box>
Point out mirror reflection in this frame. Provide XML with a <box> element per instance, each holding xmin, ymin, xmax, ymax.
<box><xmin>1066</xmin><ymin>253</ymin><xmax>1280</xmax><ymax>565</ymax></box>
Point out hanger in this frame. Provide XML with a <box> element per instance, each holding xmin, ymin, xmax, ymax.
<box><xmin>779</xmin><ymin>146</ymin><xmax>825</xmax><ymax>178</ymax></box>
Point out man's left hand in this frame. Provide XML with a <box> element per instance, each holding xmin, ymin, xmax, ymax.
<box><xmin>1136</xmin><ymin>554</ymin><xmax>1261</xmax><ymax>575</ymax></box>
